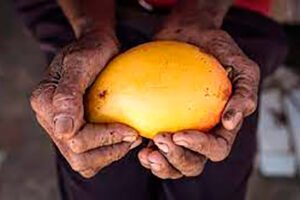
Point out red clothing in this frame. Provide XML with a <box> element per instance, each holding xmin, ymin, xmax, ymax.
<box><xmin>235</xmin><ymin>0</ymin><xmax>272</xmax><ymax>15</ymax></box>
<box><xmin>143</xmin><ymin>0</ymin><xmax>272</xmax><ymax>16</ymax></box>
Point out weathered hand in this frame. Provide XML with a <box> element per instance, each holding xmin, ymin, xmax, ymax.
<box><xmin>138</xmin><ymin>28</ymin><xmax>260</xmax><ymax>179</ymax></box>
<box><xmin>30</xmin><ymin>31</ymin><xmax>141</xmax><ymax>178</ymax></box>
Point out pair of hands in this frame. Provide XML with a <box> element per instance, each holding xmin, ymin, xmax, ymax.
<box><xmin>30</xmin><ymin>27</ymin><xmax>260</xmax><ymax>179</ymax></box>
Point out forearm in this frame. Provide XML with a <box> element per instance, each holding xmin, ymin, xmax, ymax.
<box><xmin>58</xmin><ymin>0</ymin><xmax>115</xmax><ymax>38</ymax></box>
<box><xmin>159</xmin><ymin>0</ymin><xmax>232</xmax><ymax>32</ymax></box>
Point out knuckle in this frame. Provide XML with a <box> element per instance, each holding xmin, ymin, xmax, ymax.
<box><xmin>180</xmin><ymin>156</ymin><xmax>206</xmax><ymax>177</ymax></box>
<box><xmin>246</xmin><ymin>97</ymin><xmax>258</xmax><ymax>116</ymax></box>
<box><xmin>53</xmin><ymin>89</ymin><xmax>79</xmax><ymax>103</ymax></box>
<box><xmin>30</xmin><ymin>91</ymin><xmax>39</xmax><ymax>112</ymax></box>
<box><xmin>243</xmin><ymin>58</ymin><xmax>260</xmax><ymax>81</ymax></box>
<box><xmin>210</xmin><ymin>154</ymin><xmax>226</xmax><ymax>162</ymax></box>
<box><xmin>213</xmin><ymin>30</ymin><xmax>232</xmax><ymax>43</ymax></box>
<box><xmin>63</xmin><ymin>45</ymin><xmax>99</xmax><ymax>67</ymax></box>
<box><xmin>30</xmin><ymin>85</ymin><xmax>53</xmax><ymax>114</ymax></box>
<box><xmin>79</xmin><ymin>169</ymin><xmax>97</xmax><ymax>179</ymax></box>
<box><xmin>217</xmin><ymin>30</ymin><xmax>230</xmax><ymax>38</ymax></box>
<box><xmin>30</xmin><ymin>86</ymin><xmax>44</xmax><ymax>112</ymax></box>
<box><xmin>183</xmin><ymin>165</ymin><xmax>204</xmax><ymax>177</ymax></box>
<box><xmin>209</xmin><ymin>138</ymin><xmax>230</xmax><ymax>162</ymax></box>
<box><xmin>194</xmin><ymin>142</ymin><xmax>204</xmax><ymax>154</ymax></box>
<box><xmin>53</xmin><ymin>92</ymin><xmax>83</xmax><ymax>114</ymax></box>
<box><xmin>69</xmin><ymin>155</ymin><xmax>87</xmax><ymax>172</ymax></box>
<box><xmin>111</xmin><ymin>123</ymin><xmax>138</xmax><ymax>136</ymax></box>
<box><xmin>137</xmin><ymin>150</ymin><xmax>147</xmax><ymax>162</ymax></box>
<box><xmin>111</xmin><ymin>149</ymin><xmax>124</xmax><ymax>161</ymax></box>
<box><xmin>170</xmin><ymin>173</ymin><xmax>183</xmax><ymax>179</ymax></box>
<box><xmin>249</xmin><ymin>60</ymin><xmax>260</xmax><ymax>77</ymax></box>
<box><xmin>210</xmin><ymin>150</ymin><xmax>229</xmax><ymax>162</ymax></box>
<box><xmin>111</xmin><ymin>144</ymin><xmax>129</xmax><ymax>160</ymax></box>
<box><xmin>68</xmin><ymin>139</ymin><xmax>84</xmax><ymax>154</ymax></box>
<box><xmin>154</xmin><ymin>171</ymin><xmax>169</xmax><ymax>180</ymax></box>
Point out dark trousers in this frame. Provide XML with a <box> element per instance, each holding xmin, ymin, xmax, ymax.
<box><xmin>14</xmin><ymin>1</ymin><xmax>287</xmax><ymax>199</ymax></box>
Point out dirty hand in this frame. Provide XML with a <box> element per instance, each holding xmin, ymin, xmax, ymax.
<box><xmin>138</xmin><ymin>28</ymin><xmax>260</xmax><ymax>179</ymax></box>
<box><xmin>30</xmin><ymin>31</ymin><xmax>141</xmax><ymax>178</ymax></box>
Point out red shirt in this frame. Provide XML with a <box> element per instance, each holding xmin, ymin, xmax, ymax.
<box><xmin>142</xmin><ymin>0</ymin><xmax>272</xmax><ymax>16</ymax></box>
<box><xmin>235</xmin><ymin>0</ymin><xmax>272</xmax><ymax>16</ymax></box>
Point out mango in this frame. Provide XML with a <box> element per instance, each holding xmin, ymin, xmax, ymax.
<box><xmin>85</xmin><ymin>41</ymin><xmax>232</xmax><ymax>139</ymax></box>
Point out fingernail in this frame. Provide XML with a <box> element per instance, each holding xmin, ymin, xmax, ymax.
<box><xmin>232</xmin><ymin>112</ymin><xmax>243</xmax><ymax>128</ymax></box>
<box><xmin>226</xmin><ymin>111</ymin><xmax>243</xmax><ymax>130</ymax></box>
<box><xmin>223</xmin><ymin>110</ymin><xmax>243</xmax><ymax>130</ymax></box>
<box><xmin>173</xmin><ymin>139</ymin><xmax>189</xmax><ymax>147</ymax></box>
<box><xmin>54</xmin><ymin>116</ymin><xmax>74</xmax><ymax>138</ymax></box>
<box><xmin>150</xmin><ymin>163</ymin><xmax>161</xmax><ymax>171</ymax></box>
<box><xmin>223</xmin><ymin>109</ymin><xmax>236</xmax><ymax>121</ymax></box>
<box><xmin>123</xmin><ymin>135</ymin><xmax>138</xmax><ymax>142</ymax></box>
<box><xmin>129</xmin><ymin>138</ymin><xmax>142</xmax><ymax>150</ymax></box>
<box><xmin>156</xmin><ymin>142</ymin><xmax>169</xmax><ymax>154</ymax></box>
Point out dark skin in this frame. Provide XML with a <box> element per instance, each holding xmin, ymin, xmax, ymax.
<box><xmin>31</xmin><ymin>0</ymin><xmax>142</xmax><ymax>178</ymax></box>
<box><xmin>30</xmin><ymin>0</ymin><xmax>260</xmax><ymax>179</ymax></box>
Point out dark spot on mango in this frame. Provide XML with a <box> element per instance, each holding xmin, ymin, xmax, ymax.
<box><xmin>98</xmin><ymin>90</ymin><xmax>107</xmax><ymax>98</ymax></box>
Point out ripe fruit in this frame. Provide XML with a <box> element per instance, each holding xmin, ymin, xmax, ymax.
<box><xmin>85</xmin><ymin>41</ymin><xmax>232</xmax><ymax>139</ymax></box>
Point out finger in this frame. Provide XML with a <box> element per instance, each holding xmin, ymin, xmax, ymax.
<box><xmin>36</xmin><ymin>115</ymin><xmax>94</xmax><ymax>172</ymax></box>
<box><xmin>138</xmin><ymin>147</ymin><xmax>154</xmax><ymax>169</ymax></box>
<box><xmin>79</xmin><ymin>168</ymin><xmax>98</xmax><ymax>179</ymax></box>
<box><xmin>201</xmin><ymin>30</ymin><xmax>260</xmax><ymax>130</ymax></box>
<box><xmin>221</xmin><ymin>68</ymin><xmax>258</xmax><ymax>130</ymax></box>
<box><xmin>221</xmin><ymin>55</ymin><xmax>259</xmax><ymax>130</ymax></box>
<box><xmin>68</xmin><ymin>123</ymin><xmax>139</xmax><ymax>153</ymax></box>
<box><xmin>148</xmin><ymin>150</ymin><xmax>182</xmax><ymax>179</ymax></box>
<box><xmin>153</xmin><ymin>133</ymin><xmax>206</xmax><ymax>177</ymax></box>
<box><xmin>30</xmin><ymin>52</ymin><xmax>68</xmax><ymax>136</ymax></box>
<box><xmin>173</xmin><ymin>122</ymin><xmax>242</xmax><ymax>162</ymax></box>
<box><xmin>37</xmin><ymin>113</ymin><xmax>141</xmax><ymax>178</ymax></box>
<box><xmin>51</xmin><ymin>43</ymin><xmax>106</xmax><ymax>139</ymax></box>
<box><xmin>79</xmin><ymin>142</ymin><xmax>136</xmax><ymax>172</ymax></box>
<box><xmin>30</xmin><ymin>83</ymin><xmax>56</xmax><ymax>134</ymax></box>
<box><xmin>68</xmin><ymin>141</ymin><xmax>137</xmax><ymax>173</ymax></box>
<box><xmin>52</xmin><ymin>73</ymin><xmax>85</xmax><ymax>140</ymax></box>
<box><xmin>36</xmin><ymin>115</ymin><xmax>87</xmax><ymax>172</ymax></box>
<box><xmin>36</xmin><ymin>114</ymin><xmax>54</xmax><ymax>136</ymax></box>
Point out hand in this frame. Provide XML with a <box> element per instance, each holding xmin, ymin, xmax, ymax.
<box><xmin>30</xmin><ymin>31</ymin><xmax>142</xmax><ymax>178</ymax></box>
<box><xmin>138</xmin><ymin>28</ymin><xmax>260</xmax><ymax>179</ymax></box>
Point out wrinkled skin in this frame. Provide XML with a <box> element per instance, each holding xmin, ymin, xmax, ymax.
<box><xmin>30</xmin><ymin>23</ymin><xmax>259</xmax><ymax>179</ymax></box>
<box><xmin>30</xmin><ymin>31</ymin><xmax>142</xmax><ymax>178</ymax></box>
<box><xmin>138</xmin><ymin>27</ymin><xmax>260</xmax><ymax>179</ymax></box>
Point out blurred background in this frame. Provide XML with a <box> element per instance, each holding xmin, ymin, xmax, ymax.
<box><xmin>0</xmin><ymin>0</ymin><xmax>300</xmax><ymax>200</ymax></box>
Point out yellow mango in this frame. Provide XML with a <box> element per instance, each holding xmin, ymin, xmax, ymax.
<box><xmin>85</xmin><ymin>41</ymin><xmax>232</xmax><ymax>139</ymax></box>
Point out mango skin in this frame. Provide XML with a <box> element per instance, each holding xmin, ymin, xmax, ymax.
<box><xmin>85</xmin><ymin>41</ymin><xmax>232</xmax><ymax>139</ymax></box>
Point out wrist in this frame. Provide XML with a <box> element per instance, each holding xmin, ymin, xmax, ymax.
<box><xmin>77</xmin><ymin>25</ymin><xmax>120</xmax><ymax>58</ymax></box>
<box><xmin>73</xmin><ymin>15</ymin><xmax>115</xmax><ymax>38</ymax></box>
<box><xmin>78</xmin><ymin>22</ymin><xmax>119</xmax><ymax>55</ymax></box>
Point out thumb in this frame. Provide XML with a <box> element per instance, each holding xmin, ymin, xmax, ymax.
<box><xmin>53</xmin><ymin>79</ymin><xmax>85</xmax><ymax>139</ymax></box>
<box><xmin>51</xmin><ymin>36</ymin><xmax>119</xmax><ymax>139</ymax></box>
<box><xmin>51</xmin><ymin>47</ymin><xmax>93</xmax><ymax>139</ymax></box>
